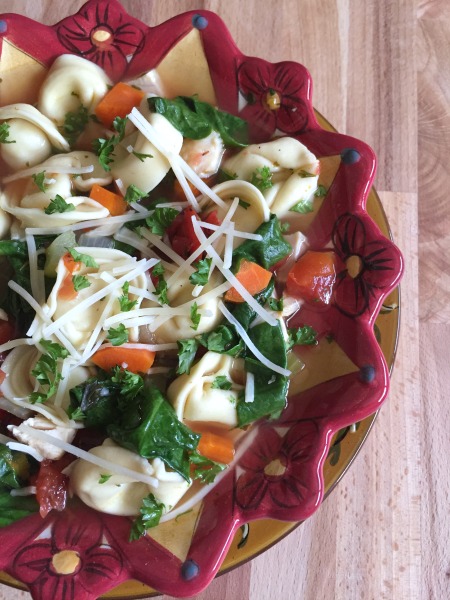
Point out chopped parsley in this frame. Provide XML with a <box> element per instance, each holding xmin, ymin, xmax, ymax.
<box><xmin>32</xmin><ymin>171</ymin><xmax>47</xmax><ymax>192</ymax></box>
<box><xmin>251</xmin><ymin>166</ymin><xmax>273</xmax><ymax>192</ymax></box>
<box><xmin>92</xmin><ymin>116</ymin><xmax>127</xmax><ymax>171</ymax></box>
<box><xmin>287</xmin><ymin>325</ymin><xmax>317</xmax><ymax>349</ymax></box>
<box><xmin>132</xmin><ymin>151</ymin><xmax>153</xmax><ymax>162</ymax></box>
<box><xmin>145</xmin><ymin>207</ymin><xmax>179</xmax><ymax>236</ymax></box>
<box><xmin>190</xmin><ymin>302</ymin><xmax>201</xmax><ymax>331</ymax></box>
<box><xmin>268</xmin><ymin>297</ymin><xmax>284</xmax><ymax>311</ymax></box>
<box><xmin>190</xmin><ymin>451</ymin><xmax>227</xmax><ymax>484</ymax></box>
<box><xmin>72</xmin><ymin>274</ymin><xmax>91</xmax><ymax>292</ymax></box>
<box><xmin>44</xmin><ymin>194</ymin><xmax>76</xmax><ymax>215</ymax></box>
<box><xmin>289</xmin><ymin>198</ymin><xmax>314</xmax><ymax>214</ymax></box>
<box><xmin>29</xmin><ymin>340</ymin><xmax>69</xmax><ymax>404</ymax></box>
<box><xmin>0</xmin><ymin>122</ymin><xmax>15</xmax><ymax>144</ymax></box>
<box><xmin>124</xmin><ymin>184</ymin><xmax>147</xmax><ymax>204</ymax></box>
<box><xmin>67</xmin><ymin>248</ymin><xmax>98</xmax><ymax>268</ymax></box>
<box><xmin>298</xmin><ymin>169</ymin><xmax>316</xmax><ymax>178</ymax></box>
<box><xmin>118</xmin><ymin>282</ymin><xmax>138</xmax><ymax>312</ymax></box>
<box><xmin>107</xmin><ymin>324</ymin><xmax>128</xmax><ymax>346</ymax></box>
<box><xmin>189</xmin><ymin>257</ymin><xmax>212</xmax><ymax>286</ymax></box>
<box><xmin>176</xmin><ymin>339</ymin><xmax>199</xmax><ymax>375</ymax></box>
<box><xmin>129</xmin><ymin>493</ymin><xmax>165</xmax><ymax>541</ymax></box>
<box><xmin>238</xmin><ymin>199</ymin><xmax>250</xmax><ymax>209</ymax></box>
<box><xmin>62</xmin><ymin>104</ymin><xmax>89</xmax><ymax>146</ymax></box>
<box><xmin>98</xmin><ymin>474</ymin><xmax>112</xmax><ymax>484</ymax></box>
<box><xmin>111</xmin><ymin>366</ymin><xmax>144</xmax><ymax>399</ymax></box>
<box><xmin>315</xmin><ymin>184</ymin><xmax>327</xmax><ymax>197</ymax></box>
<box><xmin>152</xmin><ymin>262</ymin><xmax>168</xmax><ymax>305</ymax></box>
<box><xmin>211</xmin><ymin>375</ymin><xmax>232</xmax><ymax>390</ymax></box>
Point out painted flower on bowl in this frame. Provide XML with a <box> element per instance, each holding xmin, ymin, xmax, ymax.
<box><xmin>237</xmin><ymin>57</ymin><xmax>312</xmax><ymax>142</ymax></box>
<box><xmin>235</xmin><ymin>420</ymin><xmax>319</xmax><ymax>513</ymax></box>
<box><xmin>332</xmin><ymin>213</ymin><xmax>397</xmax><ymax>317</ymax></box>
<box><xmin>56</xmin><ymin>0</ymin><xmax>145</xmax><ymax>78</ymax></box>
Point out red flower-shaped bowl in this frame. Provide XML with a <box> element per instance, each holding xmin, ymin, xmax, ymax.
<box><xmin>0</xmin><ymin>1</ymin><xmax>403</xmax><ymax>598</ymax></box>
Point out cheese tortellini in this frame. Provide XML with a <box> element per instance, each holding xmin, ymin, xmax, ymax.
<box><xmin>38</xmin><ymin>54</ymin><xmax>111</xmax><ymax>126</ymax></box>
<box><xmin>69</xmin><ymin>440</ymin><xmax>190</xmax><ymax>516</ymax></box>
<box><xmin>223</xmin><ymin>137</ymin><xmax>319</xmax><ymax>218</ymax></box>
<box><xmin>0</xmin><ymin>344</ymin><xmax>89</xmax><ymax>416</ymax></box>
<box><xmin>0</xmin><ymin>153</ymin><xmax>111</xmax><ymax>228</ymax></box>
<box><xmin>149</xmin><ymin>270</ymin><xmax>224</xmax><ymax>343</ymax></box>
<box><xmin>38</xmin><ymin>248</ymin><xmax>148</xmax><ymax>352</ymax></box>
<box><xmin>0</xmin><ymin>104</ymin><xmax>70</xmax><ymax>170</ymax></box>
<box><xmin>111</xmin><ymin>113</ymin><xmax>184</xmax><ymax>193</ymax></box>
<box><xmin>167</xmin><ymin>351</ymin><xmax>245</xmax><ymax>427</ymax></box>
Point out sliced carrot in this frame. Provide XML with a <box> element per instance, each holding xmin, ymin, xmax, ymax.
<box><xmin>92</xmin><ymin>346</ymin><xmax>156</xmax><ymax>374</ymax></box>
<box><xmin>58</xmin><ymin>253</ymin><xmax>81</xmax><ymax>301</ymax></box>
<box><xmin>94</xmin><ymin>82</ymin><xmax>145</xmax><ymax>128</ymax></box>
<box><xmin>197</xmin><ymin>432</ymin><xmax>235</xmax><ymax>464</ymax></box>
<box><xmin>286</xmin><ymin>250</ymin><xmax>336</xmax><ymax>304</ymax></box>
<box><xmin>90</xmin><ymin>184</ymin><xmax>128</xmax><ymax>216</ymax></box>
<box><xmin>224</xmin><ymin>259</ymin><xmax>272</xmax><ymax>303</ymax></box>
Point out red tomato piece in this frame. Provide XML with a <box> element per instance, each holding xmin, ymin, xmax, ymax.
<box><xmin>286</xmin><ymin>250</ymin><xmax>336</xmax><ymax>304</ymax></box>
<box><xmin>35</xmin><ymin>459</ymin><xmax>69</xmax><ymax>518</ymax></box>
<box><xmin>167</xmin><ymin>207</ymin><xmax>201</xmax><ymax>259</ymax></box>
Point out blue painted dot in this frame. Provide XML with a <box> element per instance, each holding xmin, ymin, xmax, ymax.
<box><xmin>181</xmin><ymin>558</ymin><xmax>199</xmax><ymax>581</ymax></box>
<box><xmin>341</xmin><ymin>148</ymin><xmax>361</xmax><ymax>165</ymax></box>
<box><xmin>192</xmin><ymin>14</ymin><xmax>208</xmax><ymax>30</ymax></box>
<box><xmin>359</xmin><ymin>365</ymin><xmax>375</xmax><ymax>383</ymax></box>
<box><xmin>0</xmin><ymin>21</ymin><xmax>7</xmax><ymax>34</ymax></box>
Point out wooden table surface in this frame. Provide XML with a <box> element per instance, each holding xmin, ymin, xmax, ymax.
<box><xmin>0</xmin><ymin>0</ymin><xmax>448</xmax><ymax>599</ymax></box>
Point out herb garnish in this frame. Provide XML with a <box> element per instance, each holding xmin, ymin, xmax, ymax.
<box><xmin>107</xmin><ymin>324</ymin><xmax>128</xmax><ymax>346</ymax></box>
<box><xmin>0</xmin><ymin>123</ymin><xmax>15</xmax><ymax>144</ymax></box>
<box><xmin>29</xmin><ymin>340</ymin><xmax>69</xmax><ymax>404</ymax></box>
<box><xmin>118</xmin><ymin>282</ymin><xmax>138</xmax><ymax>312</ymax></box>
<box><xmin>72</xmin><ymin>274</ymin><xmax>91</xmax><ymax>292</ymax></box>
<box><xmin>190</xmin><ymin>451</ymin><xmax>226</xmax><ymax>484</ymax></box>
<box><xmin>251</xmin><ymin>166</ymin><xmax>273</xmax><ymax>192</ymax></box>
<box><xmin>67</xmin><ymin>248</ymin><xmax>98</xmax><ymax>268</ymax></box>
<box><xmin>287</xmin><ymin>325</ymin><xmax>317</xmax><ymax>349</ymax></box>
<box><xmin>211</xmin><ymin>375</ymin><xmax>232</xmax><ymax>390</ymax></box>
<box><xmin>44</xmin><ymin>194</ymin><xmax>76</xmax><ymax>215</ymax></box>
<box><xmin>189</xmin><ymin>258</ymin><xmax>212</xmax><ymax>286</ymax></box>
<box><xmin>124</xmin><ymin>184</ymin><xmax>147</xmax><ymax>204</ymax></box>
<box><xmin>190</xmin><ymin>302</ymin><xmax>201</xmax><ymax>331</ymax></box>
<box><xmin>62</xmin><ymin>104</ymin><xmax>89</xmax><ymax>146</ymax></box>
<box><xmin>98</xmin><ymin>474</ymin><xmax>112</xmax><ymax>484</ymax></box>
<box><xmin>92</xmin><ymin>116</ymin><xmax>127</xmax><ymax>171</ymax></box>
<box><xmin>289</xmin><ymin>198</ymin><xmax>314</xmax><ymax>214</ymax></box>
<box><xmin>145</xmin><ymin>207</ymin><xmax>179</xmax><ymax>236</ymax></box>
<box><xmin>129</xmin><ymin>493</ymin><xmax>165</xmax><ymax>541</ymax></box>
<box><xmin>177</xmin><ymin>339</ymin><xmax>199</xmax><ymax>374</ymax></box>
<box><xmin>32</xmin><ymin>171</ymin><xmax>47</xmax><ymax>192</ymax></box>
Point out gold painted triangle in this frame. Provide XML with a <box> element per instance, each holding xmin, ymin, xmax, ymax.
<box><xmin>0</xmin><ymin>39</ymin><xmax>48</xmax><ymax>106</ymax></box>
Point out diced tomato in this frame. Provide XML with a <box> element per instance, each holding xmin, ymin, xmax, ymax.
<box><xmin>286</xmin><ymin>250</ymin><xmax>336</xmax><ymax>305</ymax></box>
<box><xmin>35</xmin><ymin>459</ymin><xmax>69</xmax><ymax>518</ymax></box>
<box><xmin>203</xmin><ymin>210</ymin><xmax>221</xmax><ymax>227</ymax></box>
<box><xmin>166</xmin><ymin>207</ymin><xmax>201</xmax><ymax>259</ymax></box>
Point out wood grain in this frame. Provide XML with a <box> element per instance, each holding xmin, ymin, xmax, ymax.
<box><xmin>0</xmin><ymin>0</ymin><xmax>447</xmax><ymax>599</ymax></box>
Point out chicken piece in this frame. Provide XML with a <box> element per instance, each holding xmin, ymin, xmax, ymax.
<box><xmin>8</xmin><ymin>417</ymin><xmax>76</xmax><ymax>460</ymax></box>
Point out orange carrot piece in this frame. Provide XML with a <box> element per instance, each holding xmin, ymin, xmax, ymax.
<box><xmin>197</xmin><ymin>432</ymin><xmax>235</xmax><ymax>464</ymax></box>
<box><xmin>224</xmin><ymin>259</ymin><xmax>272</xmax><ymax>303</ymax></box>
<box><xmin>94</xmin><ymin>82</ymin><xmax>145</xmax><ymax>128</ymax></box>
<box><xmin>58</xmin><ymin>253</ymin><xmax>81</xmax><ymax>301</ymax></box>
<box><xmin>92</xmin><ymin>346</ymin><xmax>156</xmax><ymax>374</ymax></box>
<box><xmin>90</xmin><ymin>184</ymin><xmax>128</xmax><ymax>216</ymax></box>
<box><xmin>286</xmin><ymin>250</ymin><xmax>336</xmax><ymax>304</ymax></box>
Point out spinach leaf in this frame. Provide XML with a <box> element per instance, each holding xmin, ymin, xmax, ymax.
<box><xmin>237</xmin><ymin>372</ymin><xmax>288</xmax><ymax>427</ymax></box>
<box><xmin>197</xmin><ymin>324</ymin><xmax>243</xmax><ymax>357</ymax></box>
<box><xmin>231</xmin><ymin>215</ymin><xmax>292</xmax><ymax>270</ymax></box>
<box><xmin>107</xmin><ymin>385</ymin><xmax>200</xmax><ymax>481</ymax></box>
<box><xmin>69</xmin><ymin>377</ymin><xmax>120</xmax><ymax>427</ymax></box>
<box><xmin>0</xmin><ymin>445</ymin><xmax>32</xmax><ymax>489</ymax></box>
<box><xmin>148</xmin><ymin>96</ymin><xmax>248</xmax><ymax>147</ymax></box>
<box><xmin>0</xmin><ymin>489</ymin><xmax>39</xmax><ymax>527</ymax></box>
